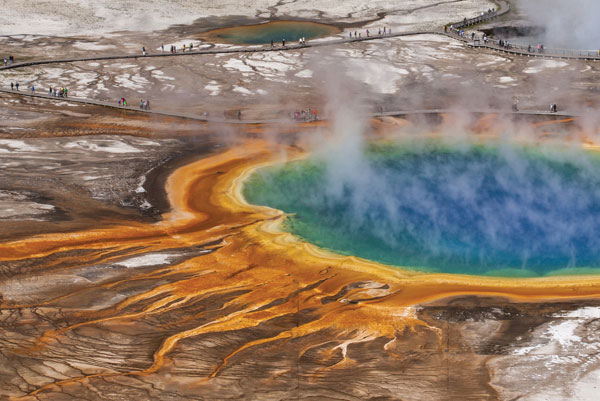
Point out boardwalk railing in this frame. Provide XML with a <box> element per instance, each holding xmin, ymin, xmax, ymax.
<box><xmin>449</xmin><ymin>0</ymin><xmax>511</xmax><ymax>29</ymax></box>
<box><xmin>451</xmin><ymin>11</ymin><xmax>499</xmax><ymax>29</ymax></box>
<box><xmin>445</xmin><ymin>29</ymin><xmax>600</xmax><ymax>61</ymax></box>
<box><xmin>476</xmin><ymin>41</ymin><xmax>600</xmax><ymax>59</ymax></box>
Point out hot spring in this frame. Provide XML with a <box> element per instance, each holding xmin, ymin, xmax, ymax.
<box><xmin>203</xmin><ymin>21</ymin><xmax>339</xmax><ymax>45</ymax></box>
<box><xmin>244</xmin><ymin>141</ymin><xmax>600</xmax><ymax>277</ymax></box>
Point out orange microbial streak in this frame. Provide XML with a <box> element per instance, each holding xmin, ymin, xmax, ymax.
<box><xmin>4</xmin><ymin>128</ymin><xmax>600</xmax><ymax>399</ymax></box>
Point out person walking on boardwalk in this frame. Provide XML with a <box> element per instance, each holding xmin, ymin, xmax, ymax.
<box><xmin>142</xmin><ymin>46</ymin><xmax>146</xmax><ymax>56</ymax></box>
<box><xmin>282</xmin><ymin>38</ymin><xmax>286</xmax><ymax>47</ymax></box>
<box><xmin>48</xmin><ymin>87</ymin><xmax>52</xmax><ymax>96</ymax></box>
<box><xmin>15</xmin><ymin>82</ymin><xmax>19</xmax><ymax>90</ymax></box>
<box><xmin>10</xmin><ymin>82</ymin><xmax>13</xmax><ymax>91</ymax></box>
<box><xmin>31</xmin><ymin>85</ymin><xmax>34</xmax><ymax>94</ymax></box>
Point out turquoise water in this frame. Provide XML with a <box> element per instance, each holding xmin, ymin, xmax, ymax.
<box><xmin>208</xmin><ymin>21</ymin><xmax>338</xmax><ymax>45</ymax></box>
<box><xmin>244</xmin><ymin>142</ymin><xmax>600</xmax><ymax>277</ymax></box>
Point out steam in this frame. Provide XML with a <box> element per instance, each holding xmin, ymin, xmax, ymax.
<box><xmin>522</xmin><ymin>0</ymin><xmax>600</xmax><ymax>49</ymax></box>
<box><xmin>280</xmin><ymin>79</ymin><xmax>600</xmax><ymax>273</ymax></box>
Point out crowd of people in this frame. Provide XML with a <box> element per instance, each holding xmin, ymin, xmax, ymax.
<box><xmin>447</xmin><ymin>23</ymin><xmax>549</xmax><ymax>55</ymax></box>
<box><xmin>160</xmin><ymin>43</ymin><xmax>198</xmax><ymax>54</ymax></box>
<box><xmin>348</xmin><ymin>26</ymin><xmax>392</xmax><ymax>40</ymax></box>
<box><xmin>49</xmin><ymin>87</ymin><xmax>69</xmax><ymax>97</ymax></box>
<box><xmin>139</xmin><ymin>99</ymin><xmax>151</xmax><ymax>110</ymax></box>
<box><xmin>291</xmin><ymin>108</ymin><xmax>318</xmax><ymax>121</ymax></box>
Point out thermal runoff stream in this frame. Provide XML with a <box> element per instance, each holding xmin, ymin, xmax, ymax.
<box><xmin>244</xmin><ymin>141</ymin><xmax>600</xmax><ymax>277</ymax></box>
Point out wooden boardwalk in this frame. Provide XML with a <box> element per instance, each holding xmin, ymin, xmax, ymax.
<box><xmin>0</xmin><ymin>88</ymin><xmax>580</xmax><ymax>124</ymax></box>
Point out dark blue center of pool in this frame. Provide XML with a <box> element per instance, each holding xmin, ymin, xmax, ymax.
<box><xmin>244</xmin><ymin>143</ymin><xmax>600</xmax><ymax>277</ymax></box>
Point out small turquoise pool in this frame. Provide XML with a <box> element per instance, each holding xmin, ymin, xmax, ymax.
<box><xmin>244</xmin><ymin>142</ymin><xmax>600</xmax><ymax>277</ymax></box>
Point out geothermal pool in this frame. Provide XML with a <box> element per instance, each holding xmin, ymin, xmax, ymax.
<box><xmin>244</xmin><ymin>142</ymin><xmax>600</xmax><ymax>277</ymax></box>
<box><xmin>203</xmin><ymin>21</ymin><xmax>339</xmax><ymax>44</ymax></box>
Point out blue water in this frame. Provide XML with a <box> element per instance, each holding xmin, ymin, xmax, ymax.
<box><xmin>244</xmin><ymin>143</ymin><xmax>600</xmax><ymax>277</ymax></box>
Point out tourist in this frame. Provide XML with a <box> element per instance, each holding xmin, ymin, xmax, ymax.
<box><xmin>31</xmin><ymin>85</ymin><xmax>34</xmax><ymax>94</ymax></box>
<box><xmin>9</xmin><ymin>55</ymin><xmax>13</xmax><ymax>64</ymax></box>
<box><xmin>10</xmin><ymin>82</ymin><xmax>13</xmax><ymax>91</ymax></box>
<box><xmin>15</xmin><ymin>82</ymin><xmax>19</xmax><ymax>90</ymax></box>
<box><xmin>183</xmin><ymin>44</ymin><xmax>186</xmax><ymax>52</ymax></box>
<box><xmin>145</xmin><ymin>100</ymin><xmax>151</xmax><ymax>110</ymax></box>
<box><xmin>123</xmin><ymin>98</ymin><xmax>127</xmax><ymax>107</ymax></box>
<box><xmin>161</xmin><ymin>44</ymin><xmax>164</xmax><ymax>53</ymax></box>
<box><xmin>271</xmin><ymin>39</ymin><xmax>274</xmax><ymax>48</ymax></box>
<box><xmin>140</xmin><ymin>99</ymin><xmax>144</xmax><ymax>109</ymax></box>
<box><xmin>142</xmin><ymin>46</ymin><xmax>146</xmax><ymax>56</ymax></box>
<box><xmin>528</xmin><ymin>44</ymin><xmax>531</xmax><ymax>52</ymax></box>
<box><xmin>190</xmin><ymin>43</ymin><xmax>193</xmax><ymax>51</ymax></box>
<box><xmin>64</xmin><ymin>88</ymin><xmax>68</xmax><ymax>97</ymax></box>
<box><xmin>118</xmin><ymin>98</ymin><xmax>122</xmax><ymax>106</ymax></box>
<box><xmin>282</xmin><ymin>39</ymin><xmax>286</xmax><ymax>47</ymax></box>
<box><xmin>48</xmin><ymin>87</ymin><xmax>52</xmax><ymax>96</ymax></box>
<box><xmin>366</xmin><ymin>29</ymin><xmax>369</xmax><ymax>37</ymax></box>
<box><xmin>3</xmin><ymin>57</ymin><xmax>6</xmax><ymax>66</ymax></box>
<box><xmin>237</xmin><ymin>110</ymin><xmax>241</xmax><ymax>120</ymax></box>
